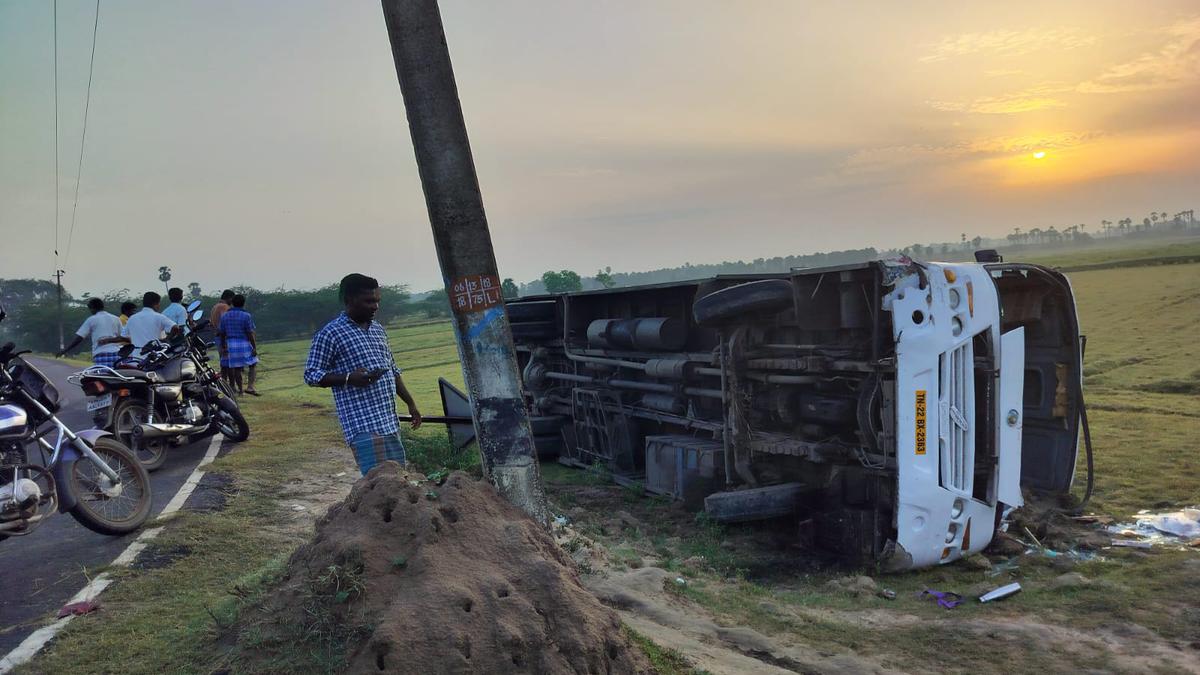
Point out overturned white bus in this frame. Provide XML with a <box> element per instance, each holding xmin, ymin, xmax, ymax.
<box><xmin>503</xmin><ymin>254</ymin><xmax>1085</xmax><ymax>570</ymax></box>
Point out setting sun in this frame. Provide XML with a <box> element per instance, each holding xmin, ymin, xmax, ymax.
<box><xmin>1033</xmin><ymin>151</ymin><xmax>1047</xmax><ymax>159</ymax></box>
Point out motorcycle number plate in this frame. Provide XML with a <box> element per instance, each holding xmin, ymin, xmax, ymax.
<box><xmin>86</xmin><ymin>393</ymin><xmax>113</xmax><ymax>412</ymax></box>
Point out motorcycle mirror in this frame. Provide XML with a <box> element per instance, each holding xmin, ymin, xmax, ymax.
<box><xmin>191</xmin><ymin>309</ymin><xmax>204</xmax><ymax>322</ymax></box>
<box><xmin>186</xmin><ymin>300</ymin><xmax>202</xmax><ymax>312</ymax></box>
<box><xmin>118</xmin><ymin>344</ymin><xmax>134</xmax><ymax>357</ymax></box>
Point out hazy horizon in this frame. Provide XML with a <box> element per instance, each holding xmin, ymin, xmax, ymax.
<box><xmin>3</xmin><ymin>1</ymin><xmax>1198</xmax><ymax>297</ymax></box>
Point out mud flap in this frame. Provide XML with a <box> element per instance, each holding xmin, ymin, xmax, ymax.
<box><xmin>997</xmin><ymin>328</ymin><xmax>1025</xmax><ymax>508</ymax></box>
<box><xmin>52</xmin><ymin>447</ymin><xmax>82</xmax><ymax>513</ymax></box>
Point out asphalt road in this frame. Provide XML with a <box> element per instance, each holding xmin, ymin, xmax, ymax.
<box><xmin>0</xmin><ymin>357</ymin><xmax>217</xmax><ymax>655</ymax></box>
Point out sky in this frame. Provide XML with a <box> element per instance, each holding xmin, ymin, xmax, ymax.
<box><xmin>2</xmin><ymin>1</ymin><xmax>1198</xmax><ymax>297</ymax></box>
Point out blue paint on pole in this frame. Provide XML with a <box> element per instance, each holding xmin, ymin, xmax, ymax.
<box><xmin>466</xmin><ymin>306</ymin><xmax>504</xmax><ymax>341</ymax></box>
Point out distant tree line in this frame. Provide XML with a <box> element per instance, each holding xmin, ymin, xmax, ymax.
<box><xmin>0</xmin><ymin>280</ymin><xmax>435</xmax><ymax>353</ymax></box>
<box><xmin>5</xmin><ymin>206</ymin><xmax>1194</xmax><ymax>351</ymax></box>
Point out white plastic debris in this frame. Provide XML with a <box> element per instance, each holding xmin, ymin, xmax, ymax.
<box><xmin>1111</xmin><ymin>540</ymin><xmax>1152</xmax><ymax>549</ymax></box>
<box><xmin>1108</xmin><ymin>507</ymin><xmax>1200</xmax><ymax>547</ymax></box>
<box><xmin>674</xmin><ymin>577</ymin><xmax>687</xmax><ymax>586</ymax></box>
<box><xmin>979</xmin><ymin>582</ymin><xmax>1021</xmax><ymax>603</ymax></box>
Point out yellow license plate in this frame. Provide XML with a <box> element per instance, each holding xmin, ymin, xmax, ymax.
<box><xmin>915</xmin><ymin>390</ymin><xmax>927</xmax><ymax>455</ymax></box>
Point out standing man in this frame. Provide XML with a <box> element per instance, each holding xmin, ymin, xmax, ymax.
<box><xmin>162</xmin><ymin>287</ymin><xmax>188</xmax><ymax>326</ymax></box>
<box><xmin>303</xmin><ymin>273</ymin><xmax>422</xmax><ymax>475</ymax></box>
<box><xmin>218</xmin><ymin>294</ymin><xmax>259</xmax><ymax>396</ymax></box>
<box><xmin>119</xmin><ymin>291</ymin><xmax>181</xmax><ymax>348</ymax></box>
<box><xmin>56</xmin><ymin>298</ymin><xmax>123</xmax><ymax>367</ymax></box>
<box><xmin>210</xmin><ymin>290</ymin><xmax>234</xmax><ymax>388</ymax></box>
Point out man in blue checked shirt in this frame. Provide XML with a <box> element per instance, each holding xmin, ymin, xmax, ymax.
<box><xmin>303</xmin><ymin>273</ymin><xmax>422</xmax><ymax>475</ymax></box>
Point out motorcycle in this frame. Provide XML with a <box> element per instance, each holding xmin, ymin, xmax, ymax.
<box><xmin>0</xmin><ymin>307</ymin><xmax>153</xmax><ymax>538</ymax></box>
<box><xmin>71</xmin><ymin>302</ymin><xmax>250</xmax><ymax>471</ymax></box>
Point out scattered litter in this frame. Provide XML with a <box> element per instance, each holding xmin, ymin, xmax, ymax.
<box><xmin>291</xmin><ymin>505</ymin><xmax>306</xmax><ymax>512</ymax></box>
<box><xmin>553</xmin><ymin>515</ymin><xmax>569</xmax><ymax>527</ymax></box>
<box><xmin>1111</xmin><ymin>539</ymin><xmax>1152</xmax><ymax>549</ymax></box>
<box><xmin>333</xmin><ymin>472</ymin><xmax>347</xmax><ymax>478</ymax></box>
<box><xmin>1107</xmin><ymin>508</ymin><xmax>1200</xmax><ymax>548</ymax></box>
<box><xmin>58</xmin><ymin>600</ymin><xmax>100</xmax><ymax>617</ymax></box>
<box><xmin>1141</xmin><ymin>509</ymin><xmax>1200</xmax><ymax>538</ymax></box>
<box><xmin>1071</xmin><ymin>514</ymin><xmax>1113</xmax><ymax>526</ymax></box>
<box><xmin>918</xmin><ymin>588</ymin><xmax>962</xmax><ymax>609</ymax></box>
<box><xmin>979</xmin><ymin>582</ymin><xmax>1022</xmax><ymax>603</ymax></box>
<box><xmin>878</xmin><ymin>589</ymin><xmax>896</xmax><ymax>600</ymax></box>
<box><xmin>674</xmin><ymin>577</ymin><xmax>688</xmax><ymax>586</ymax></box>
<box><xmin>987</xmin><ymin>558</ymin><xmax>1021</xmax><ymax>577</ymax></box>
<box><xmin>1023</xmin><ymin>527</ymin><xmax>1045</xmax><ymax>549</ymax></box>
<box><xmin>1015</xmin><ymin>534</ymin><xmax>1099</xmax><ymax>562</ymax></box>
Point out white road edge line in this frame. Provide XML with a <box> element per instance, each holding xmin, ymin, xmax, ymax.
<box><xmin>0</xmin><ymin>434</ymin><xmax>224</xmax><ymax>674</ymax></box>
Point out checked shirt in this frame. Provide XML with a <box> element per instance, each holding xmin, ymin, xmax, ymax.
<box><xmin>303</xmin><ymin>312</ymin><xmax>403</xmax><ymax>444</ymax></box>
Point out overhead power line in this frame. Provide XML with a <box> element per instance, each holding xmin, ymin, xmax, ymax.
<box><xmin>53</xmin><ymin>0</ymin><xmax>59</xmax><ymax>263</ymax></box>
<box><xmin>65</xmin><ymin>0</ymin><xmax>101</xmax><ymax>265</ymax></box>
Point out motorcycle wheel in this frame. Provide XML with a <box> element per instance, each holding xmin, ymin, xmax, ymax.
<box><xmin>112</xmin><ymin>400</ymin><xmax>168</xmax><ymax>471</ymax></box>
<box><xmin>214</xmin><ymin>397</ymin><xmax>250</xmax><ymax>442</ymax></box>
<box><xmin>68</xmin><ymin>437</ymin><xmax>153</xmax><ymax>535</ymax></box>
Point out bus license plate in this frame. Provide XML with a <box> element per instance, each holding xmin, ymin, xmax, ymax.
<box><xmin>86</xmin><ymin>394</ymin><xmax>113</xmax><ymax>412</ymax></box>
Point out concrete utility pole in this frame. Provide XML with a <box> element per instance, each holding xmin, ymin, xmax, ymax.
<box><xmin>54</xmin><ymin>269</ymin><xmax>65</xmax><ymax>350</ymax></box>
<box><xmin>54</xmin><ymin>267</ymin><xmax>66</xmax><ymax>348</ymax></box>
<box><xmin>380</xmin><ymin>0</ymin><xmax>549</xmax><ymax>525</ymax></box>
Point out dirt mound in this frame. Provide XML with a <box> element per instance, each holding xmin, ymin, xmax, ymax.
<box><xmin>230</xmin><ymin>463</ymin><xmax>651</xmax><ymax>674</ymax></box>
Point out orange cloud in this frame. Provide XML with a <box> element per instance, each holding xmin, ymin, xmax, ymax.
<box><xmin>1077</xmin><ymin>17</ymin><xmax>1200</xmax><ymax>93</ymax></box>
<box><xmin>919</xmin><ymin>28</ymin><xmax>1096</xmax><ymax>63</ymax></box>
<box><xmin>928</xmin><ymin>84</ymin><xmax>1072</xmax><ymax>114</ymax></box>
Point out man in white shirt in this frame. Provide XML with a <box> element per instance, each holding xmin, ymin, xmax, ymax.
<box><xmin>161</xmin><ymin>287</ymin><xmax>188</xmax><ymax>326</ymax></box>
<box><xmin>120</xmin><ymin>291</ymin><xmax>182</xmax><ymax>349</ymax></box>
<box><xmin>56</xmin><ymin>298</ymin><xmax>124</xmax><ymax>367</ymax></box>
